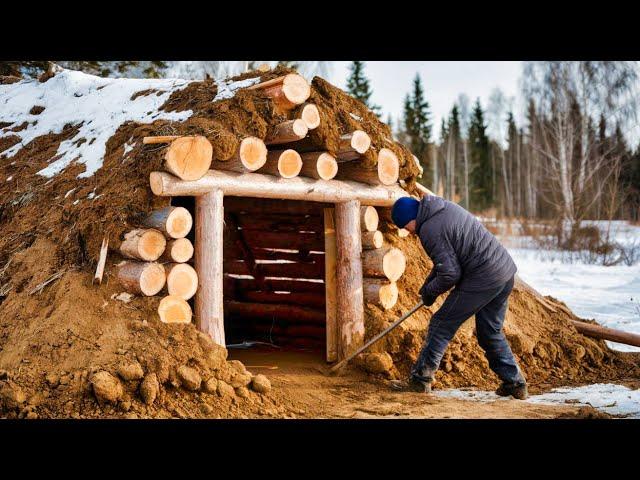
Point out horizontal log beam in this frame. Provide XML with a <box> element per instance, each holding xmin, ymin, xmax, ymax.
<box><xmin>150</xmin><ymin>170</ymin><xmax>409</xmax><ymax>207</ymax></box>
<box><xmin>224</xmin><ymin>260</ymin><xmax>324</xmax><ymax>279</ymax></box>
<box><xmin>225</xmin><ymin>275</ymin><xmax>325</xmax><ymax>294</ymax></box>
<box><xmin>225</xmin><ymin>301</ymin><xmax>325</xmax><ymax>325</ymax></box>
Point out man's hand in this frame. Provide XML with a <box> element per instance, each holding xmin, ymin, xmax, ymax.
<box><xmin>419</xmin><ymin>282</ymin><xmax>437</xmax><ymax>306</ymax></box>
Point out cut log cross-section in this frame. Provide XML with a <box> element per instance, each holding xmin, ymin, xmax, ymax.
<box><xmin>265</xmin><ymin>119</ymin><xmax>308</xmax><ymax>145</ymax></box>
<box><xmin>119</xmin><ymin>229</ymin><xmax>166</xmax><ymax>262</ymax></box>
<box><xmin>164</xmin><ymin>263</ymin><xmax>198</xmax><ymax>300</ymax></box>
<box><xmin>159</xmin><ymin>238</ymin><xmax>194</xmax><ymax>263</ymax></box>
<box><xmin>158</xmin><ymin>295</ymin><xmax>193</xmax><ymax>324</ymax></box>
<box><xmin>117</xmin><ymin>261</ymin><xmax>166</xmax><ymax>296</ymax></box>
<box><xmin>142</xmin><ymin>206</ymin><xmax>193</xmax><ymax>239</ymax></box>
<box><xmin>362</xmin><ymin>247</ymin><xmax>406</xmax><ymax>282</ymax></box>
<box><xmin>211</xmin><ymin>136</ymin><xmax>267</xmax><ymax>173</ymax></box>
<box><xmin>297</xmin><ymin>103</ymin><xmax>320</xmax><ymax>130</ymax></box>
<box><xmin>336</xmin><ymin>130</ymin><xmax>371</xmax><ymax>162</ymax></box>
<box><xmin>363</xmin><ymin>279</ymin><xmax>398</xmax><ymax>310</ymax></box>
<box><xmin>337</xmin><ymin>148</ymin><xmax>400</xmax><ymax>186</ymax></box>
<box><xmin>262</xmin><ymin>149</ymin><xmax>303</xmax><ymax>179</ymax></box>
<box><xmin>248</xmin><ymin>73</ymin><xmax>311</xmax><ymax>112</ymax></box>
<box><xmin>361</xmin><ymin>230</ymin><xmax>383</xmax><ymax>250</ymax></box>
<box><xmin>164</xmin><ymin>136</ymin><xmax>213</xmax><ymax>181</ymax></box>
<box><xmin>360</xmin><ymin>205</ymin><xmax>379</xmax><ymax>232</ymax></box>
<box><xmin>299</xmin><ymin>152</ymin><xmax>338</xmax><ymax>181</ymax></box>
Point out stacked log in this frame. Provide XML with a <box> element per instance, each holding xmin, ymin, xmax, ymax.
<box><xmin>210</xmin><ymin>136</ymin><xmax>267</xmax><ymax>173</ymax></box>
<box><xmin>247</xmin><ymin>73</ymin><xmax>311</xmax><ymax>112</ymax></box>
<box><xmin>359</xmin><ymin>206</ymin><xmax>405</xmax><ymax>310</ymax></box>
<box><xmin>115</xmin><ymin>207</ymin><xmax>196</xmax><ymax>323</ymax></box>
<box><xmin>261</xmin><ymin>149</ymin><xmax>303</xmax><ymax>179</ymax></box>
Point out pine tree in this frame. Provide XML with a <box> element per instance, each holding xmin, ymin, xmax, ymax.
<box><xmin>346</xmin><ymin>61</ymin><xmax>381</xmax><ymax>116</ymax></box>
<box><xmin>468</xmin><ymin>99</ymin><xmax>492</xmax><ymax>211</ymax></box>
<box><xmin>403</xmin><ymin>74</ymin><xmax>432</xmax><ymax>187</ymax></box>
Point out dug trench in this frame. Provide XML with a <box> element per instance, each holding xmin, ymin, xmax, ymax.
<box><xmin>1</xmin><ymin>66</ymin><xmax>639</xmax><ymax>419</ymax></box>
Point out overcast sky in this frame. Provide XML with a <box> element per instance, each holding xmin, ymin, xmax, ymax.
<box><xmin>328</xmin><ymin>61</ymin><xmax>524</xmax><ymax>139</ymax></box>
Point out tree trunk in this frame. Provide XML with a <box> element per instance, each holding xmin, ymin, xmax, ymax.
<box><xmin>247</xmin><ymin>73</ymin><xmax>311</xmax><ymax>111</ymax></box>
<box><xmin>296</xmin><ymin>103</ymin><xmax>320</xmax><ymax>130</ymax></box>
<box><xmin>363</xmin><ymin>279</ymin><xmax>398</xmax><ymax>310</ymax></box>
<box><xmin>336</xmin><ymin>131</ymin><xmax>371</xmax><ymax>161</ymax></box>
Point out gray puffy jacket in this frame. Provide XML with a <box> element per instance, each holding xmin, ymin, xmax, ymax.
<box><xmin>417</xmin><ymin>195</ymin><xmax>517</xmax><ymax>297</ymax></box>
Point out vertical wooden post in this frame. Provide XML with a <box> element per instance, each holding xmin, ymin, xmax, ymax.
<box><xmin>324</xmin><ymin>207</ymin><xmax>338</xmax><ymax>362</ymax></box>
<box><xmin>334</xmin><ymin>200</ymin><xmax>365</xmax><ymax>360</ymax></box>
<box><xmin>195</xmin><ymin>189</ymin><xmax>225</xmax><ymax>346</ymax></box>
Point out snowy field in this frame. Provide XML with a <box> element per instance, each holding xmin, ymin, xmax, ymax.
<box><xmin>502</xmin><ymin>221</ymin><xmax>640</xmax><ymax>353</ymax></box>
<box><xmin>435</xmin><ymin>384</ymin><xmax>640</xmax><ymax>418</ymax></box>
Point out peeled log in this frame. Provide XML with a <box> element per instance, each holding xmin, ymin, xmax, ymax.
<box><xmin>239</xmin><ymin>291</ymin><xmax>325</xmax><ymax>309</ymax></box>
<box><xmin>119</xmin><ymin>229</ymin><xmax>166</xmax><ymax>262</ymax></box>
<box><xmin>261</xmin><ymin>149</ymin><xmax>302</xmax><ymax>178</ymax></box>
<box><xmin>265</xmin><ymin>119</ymin><xmax>308</xmax><ymax>145</ymax></box>
<box><xmin>164</xmin><ymin>136</ymin><xmax>213</xmax><ymax>181</ymax></box>
<box><xmin>225</xmin><ymin>276</ymin><xmax>325</xmax><ymax>294</ymax></box>
<box><xmin>225</xmin><ymin>301</ymin><xmax>325</xmax><ymax>325</ymax></box>
<box><xmin>570</xmin><ymin>320</ymin><xmax>640</xmax><ymax>348</ymax></box>
<box><xmin>159</xmin><ymin>238</ymin><xmax>194</xmax><ymax>263</ymax></box>
<box><xmin>297</xmin><ymin>103</ymin><xmax>320</xmax><ymax>130</ymax></box>
<box><xmin>299</xmin><ymin>152</ymin><xmax>338</xmax><ymax>181</ymax></box>
<box><xmin>224</xmin><ymin>260</ymin><xmax>324</xmax><ymax>279</ymax></box>
<box><xmin>363</xmin><ymin>279</ymin><xmax>398</xmax><ymax>310</ymax></box>
<box><xmin>164</xmin><ymin>262</ymin><xmax>198</xmax><ymax>301</ymax></box>
<box><xmin>143</xmin><ymin>135</ymin><xmax>179</xmax><ymax>144</ymax></box>
<box><xmin>142</xmin><ymin>206</ymin><xmax>192</xmax><ymax>239</ymax></box>
<box><xmin>158</xmin><ymin>295</ymin><xmax>193</xmax><ymax>324</ymax></box>
<box><xmin>361</xmin><ymin>230</ymin><xmax>383</xmax><ymax>250</ymax></box>
<box><xmin>336</xmin><ymin>148</ymin><xmax>399</xmax><ymax>186</ymax></box>
<box><xmin>117</xmin><ymin>261</ymin><xmax>166</xmax><ymax>296</ymax></box>
<box><xmin>247</xmin><ymin>74</ymin><xmax>311</xmax><ymax>111</ymax></box>
<box><xmin>336</xmin><ymin>131</ymin><xmax>371</xmax><ymax>161</ymax></box>
<box><xmin>360</xmin><ymin>206</ymin><xmax>379</xmax><ymax>232</ymax></box>
<box><xmin>211</xmin><ymin>136</ymin><xmax>267</xmax><ymax>173</ymax></box>
<box><xmin>362</xmin><ymin>247</ymin><xmax>406</xmax><ymax>282</ymax></box>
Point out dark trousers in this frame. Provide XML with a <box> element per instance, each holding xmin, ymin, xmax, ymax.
<box><xmin>412</xmin><ymin>276</ymin><xmax>525</xmax><ymax>385</ymax></box>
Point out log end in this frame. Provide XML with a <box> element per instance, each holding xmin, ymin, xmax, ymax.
<box><xmin>166</xmin><ymin>206</ymin><xmax>193</xmax><ymax>239</ymax></box>
<box><xmin>278</xmin><ymin>149</ymin><xmax>303</xmax><ymax>178</ymax></box>
<box><xmin>351</xmin><ymin>130</ymin><xmax>371</xmax><ymax>154</ymax></box>
<box><xmin>301</xmin><ymin>103</ymin><xmax>320</xmax><ymax>129</ymax></box>
<box><xmin>317</xmin><ymin>152</ymin><xmax>338</xmax><ymax>180</ymax></box>
<box><xmin>149</xmin><ymin>171</ymin><xmax>165</xmax><ymax>196</ymax></box>
<box><xmin>282</xmin><ymin>73</ymin><xmax>311</xmax><ymax>105</ymax></box>
<box><xmin>292</xmin><ymin>119</ymin><xmax>309</xmax><ymax>138</ymax></box>
<box><xmin>239</xmin><ymin>136</ymin><xmax>268</xmax><ymax>171</ymax></box>
<box><xmin>158</xmin><ymin>295</ymin><xmax>193</xmax><ymax>324</ymax></box>
<box><xmin>167</xmin><ymin>237</ymin><xmax>194</xmax><ymax>263</ymax></box>
<box><xmin>383</xmin><ymin>247</ymin><xmax>406</xmax><ymax>282</ymax></box>
<box><xmin>361</xmin><ymin>205</ymin><xmax>380</xmax><ymax>232</ymax></box>
<box><xmin>164</xmin><ymin>136</ymin><xmax>213</xmax><ymax>181</ymax></box>
<box><xmin>139</xmin><ymin>229</ymin><xmax>167</xmax><ymax>261</ymax></box>
<box><xmin>166</xmin><ymin>263</ymin><xmax>199</xmax><ymax>301</ymax></box>
<box><xmin>377</xmin><ymin>148</ymin><xmax>400</xmax><ymax>185</ymax></box>
<box><xmin>140</xmin><ymin>262</ymin><xmax>167</xmax><ymax>296</ymax></box>
<box><xmin>379</xmin><ymin>282</ymin><xmax>399</xmax><ymax>310</ymax></box>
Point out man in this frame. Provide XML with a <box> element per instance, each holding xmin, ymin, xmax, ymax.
<box><xmin>389</xmin><ymin>194</ymin><xmax>528</xmax><ymax>400</ymax></box>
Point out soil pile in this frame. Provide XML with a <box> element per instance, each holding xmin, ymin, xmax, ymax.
<box><xmin>361</xmin><ymin>221</ymin><xmax>640</xmax><ymax>393</ymax></box>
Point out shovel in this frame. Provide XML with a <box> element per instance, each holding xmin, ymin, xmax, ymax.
<box><xmin>328</xmin><ymin>300</ymin><xmax>425</xmax><ymax>375</ymax></box>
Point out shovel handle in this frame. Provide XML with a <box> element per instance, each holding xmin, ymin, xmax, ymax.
<box><xmin>329</xmin><ymin>300</ymin><xmax>424</xmax><ymax>373</ymax></box>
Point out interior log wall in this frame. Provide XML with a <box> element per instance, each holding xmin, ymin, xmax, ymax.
<box><xmin>222</xmin><ymin>198</ymin><xmax>328</xmax><ymax>352</ymax></box>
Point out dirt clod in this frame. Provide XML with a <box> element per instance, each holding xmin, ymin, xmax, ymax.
<box><xmin>139</xmin><ymin>373</ymin><xmax>159</xmax><ymax>405</ymax></box>
<box><xmin>251</xmin><ymin>374</ymin><xmax>271</xmax><ymax>394</ymax></box>
<box><xmin>117</xmin><ymin>362</ymin><xmax>144</xmax><ymax>382</ymax></box>
<box><xmin>217</xmin><ymin>380</ymin><xmax>235</xmax><ymax>398</ymax></box>
<box><xmin>91</xmin><ymin>371</ymin><xmax>123</xmax><ymax>404</ymax></box>
<box><xmin>177</xmin><ymin>366</ymin><xmax>201</xmax><ymax>391</ymax></box>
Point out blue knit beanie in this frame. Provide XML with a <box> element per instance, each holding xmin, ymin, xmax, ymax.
<box><xmin>391</xmin><ymin>197</ymin><xmax>420</xmax><ymax>228</ymax></box>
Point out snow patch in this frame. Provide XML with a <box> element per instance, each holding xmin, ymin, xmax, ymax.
<box><xmin>0</xmin><ymin>68</ymin><xmax>193</xmax><ymax>179</ymax></box>
<box><xmin>213</xmin><ymin>77</ymin><xmax>260</xmax><ymax>102</ymax></box>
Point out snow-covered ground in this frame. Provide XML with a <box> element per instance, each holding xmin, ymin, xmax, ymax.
<box><xmin>435</xmin><ymin>384</ymin><xmax>640</xmax><ymax>418</ymax></box>
<box><xmin>501</xmin><ymin>221</ymin><xmax>640</xmax><ymax>353</ymax></box>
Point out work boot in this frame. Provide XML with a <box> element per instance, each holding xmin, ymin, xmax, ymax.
<box><xmin>390</xmin><ymin>375</ymin><xmax>433</xmax><ymax>393</ymax></box>
<box><xmin>496</xmin><ymin>381</ymin><xmax>528</xmax><ymax>400</ymax></box>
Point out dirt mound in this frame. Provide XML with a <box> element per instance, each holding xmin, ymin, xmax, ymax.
<box><xmin>361</xmin><ymin>223</ymin><xmax>640</xmax><ymax>393</ymax></box>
